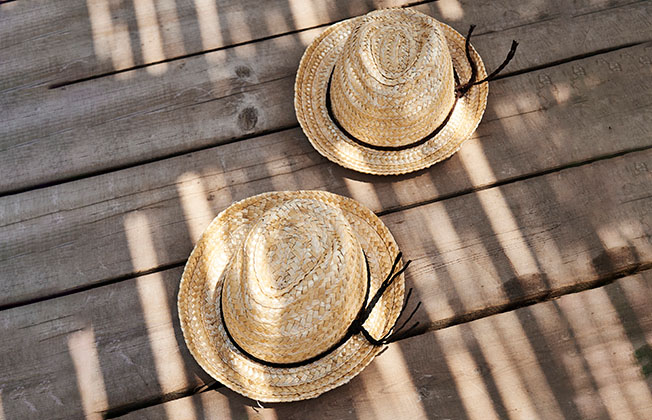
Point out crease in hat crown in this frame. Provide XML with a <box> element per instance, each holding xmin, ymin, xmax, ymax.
<box><xmin>221</xmin><ymin>198</ymin><xmax>368</xmax><ymax>365</ymax></box>
<box><xmin>329</xmin><ymin>8</ymin><xmax>456</xmax><ymax>148</ymax></box>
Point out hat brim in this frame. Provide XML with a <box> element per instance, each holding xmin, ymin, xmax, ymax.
<box><xmin>178</xmin><ymin>191</ymin><xmax>405</xmax><ymax>402</ymax></box>
<box><xmin>295</xmin><ymin>16</ymin><xmax>488</xmax><ymax>175</ymax></box>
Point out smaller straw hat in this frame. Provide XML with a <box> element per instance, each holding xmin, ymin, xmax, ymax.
<box><xmin>295</xmin><ymin>8</ymin><xmax>511</xmax><ymax>175</ymax></box>
<box><xmin>178</xmin><ymin>191</ymin><xmax>417</xmax><ymax>402</ymax></box>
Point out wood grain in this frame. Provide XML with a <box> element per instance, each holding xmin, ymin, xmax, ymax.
<box><xmin>1</xmin><ymin>262</ymin><xmax>650</xmax><ymax>419</ymax></box>
<box><xmin>0</xmin><ymin>147</ymin><xmax>650</xmax><ymax>404</ymax></box>
<box><xmin>0</xmin><ymin>0</ymin><xmax>630</xmax><ymax>91</ymax></box>
<box><xmin>1</xmin><ymin>43</ymin><xmax>651</xmax><ymax>307</ymax></box>
<box><xmin>0</xmin><ymin>0</ymin><xmax>412</xmax><ymax>91</ymax></box>
<box><xmin>2</xmin><ymin>1</ymin><xmax>651</xmax><ymax>193</ymax></box>
<box><xmin>116</xmin><ymin>271</ymin><xmax>652</xmax><ymax>420</ymax></box>
<box><xmin>1</xmin><ymin>3</ymin><xmax>651</xmax><ymax>420</ymax></box>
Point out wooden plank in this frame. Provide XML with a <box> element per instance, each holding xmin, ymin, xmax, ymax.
<box><xmin>1</xmin><ymin>263</ymin><xmax>650</xmax><ymax>420</ymax></box>
<box><xmin>0</xmin><ymin>0</ymin><xmax>629</xmax><ymax>92</ymax></box>
<box><xmin>2</xmin><ymin>1</ymin><xmax>651</xmax><ymax>193</ymax></box>
<box><xmin>115</xmin><ymin>271</ymin><xmax>652</xmax><ymax>420</ymax></box>
<box><xmin>0</xmin><ymin>0</ymin><xmax>413</xmax><ymax>92</ymax></box>
<box><xmin>0</xmin><ymin>267</ymin><xmax>190</xmax><ymax>420</ymax></box>
<box><xmin>1</xmin><ymin>42</ymin><xmax>651</xmax><ymax>307</ymax></box>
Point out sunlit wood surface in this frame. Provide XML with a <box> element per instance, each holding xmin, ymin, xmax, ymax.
<box><xmin>1</xmin><ymin>1</ymin><xmax>651</xmax><ymax>419</ymax></box>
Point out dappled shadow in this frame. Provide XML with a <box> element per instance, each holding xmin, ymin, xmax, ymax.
<box><xmin>602</xmin><ymin>252</ymin><xmax>652</xmax><ymax>395</ymax></box>
<box><xmin>2</xmin><ymin>0</ymin><xmax>652</xmax><ymax>419</ymax></box>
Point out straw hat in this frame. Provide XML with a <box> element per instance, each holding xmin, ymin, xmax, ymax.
<box><xmin>178</xmin><ymin>191</ymin><xmax>412</xmax><ymax>402</ymax></box>
<box><xmin>295</xmin><ymin>8</ymin><xmax>489</xmax><ymax>175</ymax></box>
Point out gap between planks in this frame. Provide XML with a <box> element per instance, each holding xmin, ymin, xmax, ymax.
<box><xmin>1</xmin><ymin>149</ymin><xmax>649</xmax><ymax>419</ymax></box>
<box><xmin>0</xmin><ymin>123</ymin><xmax>299</xmax><ymax>198</ymax></box>
<box><xmin>102</xmin><ymin>264</ymin><xmax>652</xmax><ymax>418</ymax></box>
<box><xmin>3</xmin><ymin>0</ymin><xmax>640</xmax><ymax>93</ymax></box>
<box><xmin>1</xmin><ymin>144</ymin><xmax>649</xmax><ymax>313</ymax></box>
<box><xmin>38</xmin><ymin>1</ymin><xmax>646</xmax><ymax>89</ymax></box>
<box><xmin>111</xmin><ymin>270</ymin><xmax>652</xmax><ymax>420</ymax></box>
<box><xmin>2</xmin><ymin>41</ymin><xmax>651</xmax><ymax>308</ymax></box>
<box><xmin>45</xmin><ymin>0</ymin><xmax>438</xmax><ymax>89</ymax></box>
<box><xmin>0</xmin><ymin>39</ymin><xmax>647</xmax><ymax>199</ymax></box>
<box><xmin>2</xmin><ymin>0</ymin><xmax>650</xmax><ymax>194</ymax></box>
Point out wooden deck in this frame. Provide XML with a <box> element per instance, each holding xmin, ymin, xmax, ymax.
<box><xmin>1</xmin><ymin>0</ymin><xmax>651</xmax><ymax>419</ymax></box>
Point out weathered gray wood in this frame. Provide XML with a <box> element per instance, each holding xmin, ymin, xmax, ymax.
<box><xmin>0</xmin><ymin>0</ymin><xmax>413</xmax><ymax>92</ymax></box>
<box><xmin>1</xmin><ymin>262</ymin><xmax>650</xmax><ymax>420</ymax></box>
<box><xmin>1</xmin><ymin>43</ymin><xmax>651</xmax><ymax>307</ymax></box>
<box><xmin>0</xmin><ymin>0</ymin><xmax>631</xmax><ymax>93</ymax></box>
<box><xmin>1</xmin><ymin>4</ymin><xmax>651</xmax><ymax>420</ymax></box>
<box><xmin>2</xmin><ymin>1</ymin><xmax>651</xmax><ymax>193</ymax></box>
<box><xmin>0</xmin><ymin>267</ymin><xmax>190</xmax><ymax>420</ymax></box>
<box><xmin>116</xmin><ymin>271</ymin><xmax>652</xmax><ymax>420</ymax></box>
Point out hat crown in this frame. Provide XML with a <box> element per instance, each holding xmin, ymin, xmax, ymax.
<box><xmin>330</xmin><ymin>9</ymin><xmax>457</xmax><ymax>148</ymax></box>
<box><xmin>363</xmin><ymin>24</ymin><xmax>421</xmax><ymax>83</ymax></box>
<box><xmin>221</xmin><ymin>198</ymin><xmax>367</xmax><ymax>364</ymax></box>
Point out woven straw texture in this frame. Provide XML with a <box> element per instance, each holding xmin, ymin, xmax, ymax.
<box><xmin>178</xmin><ymin>191</ymin><xmax>405</xmax><ymax>402</ymax></box>
<box><xmin>295</xmin><ymin>8</ymin><xmax>488</xmax><ymax>175</ymax></box>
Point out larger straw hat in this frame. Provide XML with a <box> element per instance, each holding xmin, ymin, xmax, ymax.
<box><xmin>295</xmin><ymin>8</ymin><xmax>488</xmax><ymax>175</ymax></box>
<box><xmin>178</xmin><ymin>191</ymin><xmax>414</xmax><ymax>402</ymax></box>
